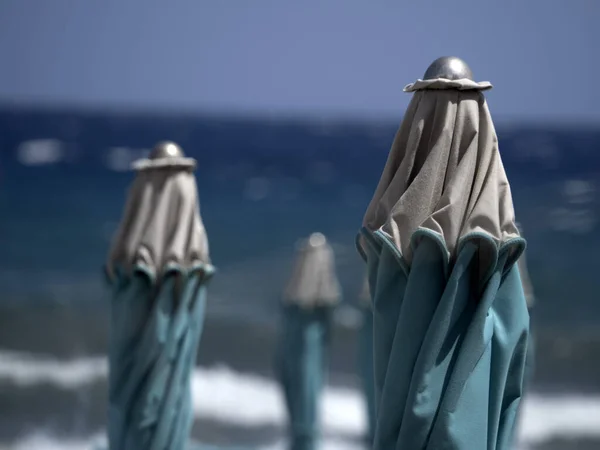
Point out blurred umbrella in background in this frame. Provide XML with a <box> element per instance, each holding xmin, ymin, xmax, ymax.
<box><xmin>275</xmin><ymin>233</ymin><xmax>341</xmax><ymax>450</ymax></box>
<box><xmin>357</xmin><ymin>57</ymin><xmax>530</xmax><ymax>450</ymax></box>
<box><xmin>104</xmin><ymin>142</ymin><xmax>215</xmax><ymax>450</ymax></box>
<box><xmin>357</xmin><ymin>275</ymin><xmax>376</xmax><ymax>446</ymax></box>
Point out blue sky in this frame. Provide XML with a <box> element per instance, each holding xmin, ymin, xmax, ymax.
<box><xmin>0</xmin><ymin>0</ymin><xmax>598</xmax><ymax>120</ymax></box>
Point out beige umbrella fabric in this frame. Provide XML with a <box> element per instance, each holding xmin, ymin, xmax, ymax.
<box><xmin>107</xmin><ymin>155</ymin><xmax>210</xmax><ymax>279</ymax></box>
<box><xmin>360</xmin><ymin>78</ymin><xmax>521</xmax><ymax>268</ymax></box>
<box><xmin>283</xmin><ymin>233</ymin><xmax>341</xmax><ymax>308</ymax></box>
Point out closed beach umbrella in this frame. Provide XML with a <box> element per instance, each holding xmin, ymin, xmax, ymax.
<box><xmin>356</xmin><ymin>57</ymin><xmax>530</xmax><ymax>450</ymax></box>
<box><xmin>357</xmin><ymin>276</ymin><xmax>376</xmax><ymax>445</ymax></box>
<box><xmin>105</xmin><ymin>142</ymin><xmax>215</xmax><ymax>450</ymax></box>
<box><xmin>276</xmin><ymin>232</ymin><xmax>341</xmax><ymax>450</ymax></box>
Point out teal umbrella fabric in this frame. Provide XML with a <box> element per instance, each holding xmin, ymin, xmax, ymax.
<box><xmin>516</xmin><ymin>224</ymin><xmax>536</xmax><ymax>388</ymax></box>
<box><xmin>107</xmin><ymin>265</ymin><xmax>214</xmax><ymax>450</ymax></box>
<box><xmin>357</xmin><ymin>77</ymin><xmax>531</xmax><ymax>450</ymax></box>
<box><xmin>105</xmin><ymin>147</ymin><xmax>214</xmax><ymax>450</ymax></box>
<box><xmin>359</xmin><ymin>229</ymin><xmax>528</xmax><ymax>449</ymax></box>
<box><xmin>276</xmin><ymin>304</ymin><xmax>334</xmax><ymax>450</ymax></box>
<box><xmin>275</xmin><ymin>233</ymin><xmax>341</xmax><ymax>450</ymax></box>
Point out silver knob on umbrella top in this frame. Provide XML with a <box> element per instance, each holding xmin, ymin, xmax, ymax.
<box><xmin>149</xmin><ymin>141</ymin><xmax>185</xmax><ymax>159</ymax></box>
<box><xmin>423</xmin><ymin>56</ymin><xmax>474</xmax><ymax>81</ymax></box>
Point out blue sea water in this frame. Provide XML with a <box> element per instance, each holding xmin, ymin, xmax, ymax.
<box><xmin>1</xmin><ymin>107</ymin><xmax>599</xmax><ymax>326</ymax></box>
<box><xmin>0</xmin><ymin>107</ymin><xmax>600</xmax><ymax>449</ymax></box>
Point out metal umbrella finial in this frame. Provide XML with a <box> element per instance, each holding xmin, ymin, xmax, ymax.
<box><xmin>308</xmin><ymin>232</ymin><xmax>327</xmax><ymax>247</ymax></box>
<box><xmin>149</xmin><ymin>141</ymin><xmax>185</xmax><ymax>159</ymax></box>
<box><xmin>423</xmin><ymin>56</ymin><xmax>474</xmax><ymax>81</ymax></box>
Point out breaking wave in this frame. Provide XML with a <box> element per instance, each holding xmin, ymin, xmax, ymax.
<box><xmin>0</xmin><ymin>350</ymin><xmax>599</xmax><ymax>448</ymax></box>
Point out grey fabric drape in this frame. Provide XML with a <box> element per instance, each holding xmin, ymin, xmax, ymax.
<box><xmin>283</xmin><ymin>235</ymin><xmax>341</xmax><ymax>308</ymax></box>
<box><xmin>361</xmin><ymin>78</ymin><xmax>520</xmax><ymax>267</ymax></box>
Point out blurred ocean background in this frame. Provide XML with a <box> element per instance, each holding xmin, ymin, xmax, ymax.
<box><xmin>1</xmin><ymin>1</ymin><xmax>599</xmax><ymax>449</ymax></box>
<box><xmin>0</xmin><ymin>107</ymin><xmax>599</xmax><ymax>450</ymax></box>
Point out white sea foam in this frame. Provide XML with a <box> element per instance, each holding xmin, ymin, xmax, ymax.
<box><xmin>0</xmin><ymin>350</ymin><xmax>599</xmax><ymax>448</ymax></box>
<box><xmin>190</xmin><ymin>364</ymin><xmax>365</xmax><ymax>436</ymax></box>
<box><xmin>16</xmin><ymin>139</ymin><xmax>65</xmax><ymax>166</ymax></box>
<box><xmin>0</xmin><ymin>432</ymin><xmax>106</xmax><ymax>450</ymax></box>
<box><xmin>0</xmin><ymin>351</ymin><xmax>106</xmax><ymax>388</ymax></box>
<box><xmin>0</xmin><ymin>433</ymin><xmax>368</xmax><ymax>450</ymax></box>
